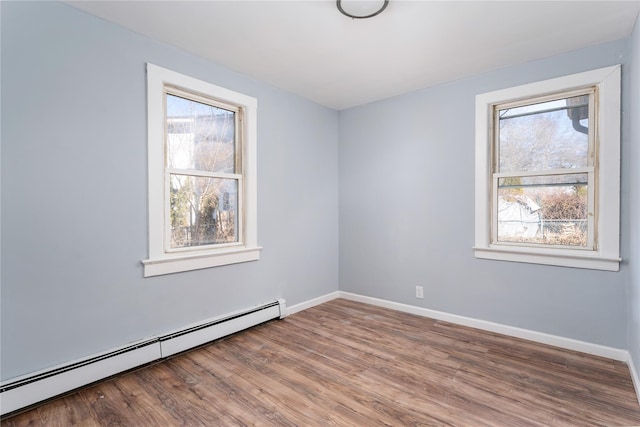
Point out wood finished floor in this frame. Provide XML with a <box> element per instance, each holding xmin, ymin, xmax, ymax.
<box><xmin>3</xmin><ymin>299</ymin><xmax>640</xmax><ymax>426</ymax></box>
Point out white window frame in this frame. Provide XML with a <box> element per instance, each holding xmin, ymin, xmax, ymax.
<box><xmin>142</xmin><ymin>64</ymin><xmax>260</xmax><ymax>277</ymax></box>
<box><xmin>474</xmin><ymin>65</ymin><xmax>621</xmax><ymax>271</ymax></box>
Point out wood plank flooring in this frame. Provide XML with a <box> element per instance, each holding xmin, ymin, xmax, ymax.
<box><xmin>3</xmin><ymin>299</ymin><xmax>640</xmax><ymax>426</ymax></box>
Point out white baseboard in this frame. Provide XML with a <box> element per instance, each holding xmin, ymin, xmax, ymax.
<box><xmin>628</xmin><ymin>354</ymin><xmax>640</xmax><ymax>406</ymax></box>
<box><xmin>286</xmin><ymin>291</ymin><xmax>340</xmax><ymax>315</ymax></box>
<box><xmin>240</xmin><ymin>291</ymin><xmax>639</xmax><ymax>404</ymax></box>
<box><xmin>337</xmin><ymin>291</ymin><xmax>629</xmax><ymax>362</ymax></box>
<box><xmin>2</xmin><ymin>292</ymin><xmax>636</xmax><ymax>416</ymax></box>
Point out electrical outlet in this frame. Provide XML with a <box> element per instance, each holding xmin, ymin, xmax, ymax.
<box><xmin>416</xmin><ymin>286</ymin><xmax>424</xmax><ymax>299</ymax></box>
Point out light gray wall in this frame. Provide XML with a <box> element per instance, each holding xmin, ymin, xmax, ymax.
<box><xmin>628</xmin><ymin>14</ymin><xmax>640</xmax><ymax>376</ymax></box>
<box><xmin>339</xmin><ymin>39</ymin><xmax>632</xmax><ymax>348</ymax></box>
<box><xmin>0</xmin><ymin>1</ymin><xmax>339</xmax><ymax>380</ymax></box>
<box><xmin>1</xmin><ymin>0</ymin><xmax>637</xmax><ymax>385</ymax></box>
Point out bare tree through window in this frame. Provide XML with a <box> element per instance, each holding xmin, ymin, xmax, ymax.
<box><xmin>496</xmin><ymin>94</ymin><xmax>592</xmax><ymax>247</ymax></box>
<box><xmin>166</xmin><ymin>93</ymin><xmax>240</xmax><ymax>248</ymax></box>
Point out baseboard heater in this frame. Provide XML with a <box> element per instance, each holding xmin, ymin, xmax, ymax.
<box><xmin>0</xmin><ymin>299</ymin><xmax>286</xmax><ymax>417</ymax></box>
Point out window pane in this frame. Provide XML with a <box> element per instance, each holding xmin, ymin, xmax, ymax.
<box><xmin>497</xmin><ymin>174</ymin><xmax>588</xmax><ymax>247</ymax></box>
<box><xmin>169</xmin><ymin>175</ymin><xmax>238</xmax><ymax>248</ymax></box>
<box><xmin>166</xmin><ymin>94</ymin><xmax>236</xmax><ymax>173</ymax></box>
<box><xmin>498</xmin><ymin>95</ymin><xmax>589</xmax><ymax>173</ymax></box>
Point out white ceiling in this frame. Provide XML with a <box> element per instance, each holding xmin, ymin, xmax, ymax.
<box><xmin>66</xmin><ymin>1</ymin><xmax>640</xmax><ymax>110</ymax></box>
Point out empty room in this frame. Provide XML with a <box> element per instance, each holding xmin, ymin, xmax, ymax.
<box><xmin>2</xmin><ymin>0</ymin><xmax>640</xmax><ymax>425</ymax></box>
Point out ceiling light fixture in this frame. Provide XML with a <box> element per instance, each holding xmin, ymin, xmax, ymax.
<box><xmin>337</xmin><ymin>0</ymin><xmax>389</xmax><ymax>19</ymax></box>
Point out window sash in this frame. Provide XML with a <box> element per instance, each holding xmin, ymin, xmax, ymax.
<box><xmin>164</xmin><ymin>171</ymin><xmax>244</xmax><ymax>253</ymax></box>
<box><xmin>490</xmin><ymin>169</ymin><xmax>595</xmax><ymax>250</ymax></box>
<box><xmin>489</xmin><ymin>89</ymin><xmax>597</xmax><ymax>250</ymax></box>
<box><xmin>163</xmin><ymin>87</ymin><xmax>245</xmax><ymax>254</ymax></box>
<box><xmin>163</xmin><ymin>88</ymin><xmax>243</xmax><ymax>175</ymax></box>
<box><xmin>492</xmin><ymin>87</ymin><xmax>595</xmax><ymax>116</ymax></box>
<box><xmin>492</xmin><ymin>88</ymin><xmax>596</xmax><ymax>173</ymax></box>
<box><xmin>165</xmin><ymin>85</ymin><xmax>241</xmax><ymax>114</ymax></box>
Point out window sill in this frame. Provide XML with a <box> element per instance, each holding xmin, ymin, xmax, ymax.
<box><xmin>142</xmin><ymin>246</ymin><xmax>262</xmax><ymax>277</ymax></box>
<box><xmin>474</xmin><ymin>246</ymin><xmax>620</xmax><ymax>271</ymax></box>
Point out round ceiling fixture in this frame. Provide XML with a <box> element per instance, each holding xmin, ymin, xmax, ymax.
<box><xmin>337</xmin><ymin>0</ymin><xmax>389</xmax><ymax>19</ymax></box>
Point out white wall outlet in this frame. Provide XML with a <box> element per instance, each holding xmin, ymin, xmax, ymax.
<box><xmin>416</xmin><ymin>286</ymin><xmax>424</xmax><ymax>299</ymax></box>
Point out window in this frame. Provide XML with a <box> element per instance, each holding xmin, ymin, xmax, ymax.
<box><xmin>474</xmin><ymin>65</ymin><xmax>621</xmax><ymax>271</ymax></box>
<box><xmin>143</xmin><ymin>64</ymin><xmax>260</xmax><ymax>277</ymax></box>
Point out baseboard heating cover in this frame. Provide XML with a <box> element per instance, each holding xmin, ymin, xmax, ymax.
<box><xmin>0</xmin><ymin>299</ymin><xmax>286</xmax><ymax>417</ymax></box>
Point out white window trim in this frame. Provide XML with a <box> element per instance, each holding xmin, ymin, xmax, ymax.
<box><xmin>474</xmin><ymin>65</ymin><xmax>621</xmax><ymax>271</ymax></box>
<box><xmin>142</xmin><ymin>64</ymin><xmax>260</xmax><ymax>277</ymax></box>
